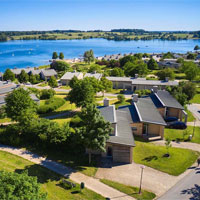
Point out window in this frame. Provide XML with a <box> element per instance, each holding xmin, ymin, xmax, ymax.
<box><xmin>143</xmin><ymin>123</ymin><xmax>148</xmax><ymax>135</ymax></box>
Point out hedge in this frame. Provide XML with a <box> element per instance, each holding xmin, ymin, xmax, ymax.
<box><xmin>38</xmin><ymin>97</ymin><xmax>65</xmax><ymax>114</ymax></box>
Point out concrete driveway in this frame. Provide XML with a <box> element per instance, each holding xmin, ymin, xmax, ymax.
<box><xmin>95</xmin><ymin>161</ymin><xmax>195</xmax><ymax>197</ymax></box>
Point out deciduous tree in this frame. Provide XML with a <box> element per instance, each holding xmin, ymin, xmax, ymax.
<box><xmin>0</xmin><ymin>171</ymin><xmax>47</xmax><ymax>200</ymax></box>
<box><xmin>77</xmin><ymin>104</ymin><xmax>111</xmax><ymax>164</ymax></box>
<box><xmin>52</xmin><ymin>52</ymin><xmax>58</xmax><ymax>59</ymax></box>
<box><xmin>48</xmin><ymin>76</ymin><xmax>58</xmax><ymax>88</ymax></box>
<box><xmin>3</xmin><ymin>69</ymin><xmax>15</xmax><ymax>81</ymax></box>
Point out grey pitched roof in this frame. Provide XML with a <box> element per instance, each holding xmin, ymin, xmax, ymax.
<box><xmin>134</xmin><ymin>97</ymin><xmax>167</xmax><ymax>126</ymax></box>
<box><xmin>131</xmin><ymin>79</ymin><xmax>178</xmax><ymax>86</ymax></box>
<box><xmin>98</xmin><ymin>105</ymin><xmax>116</xmax><ymax>123</ymax></box>
<box><xmin>61</xmin><ymin>72</ymin><xmax>83</xmax><ymax>80</ymax></box>
<box><xmin>107</xmin><ymin>109</ymin><xmax>135</xmax><ymax>147</ymax></box>
<box><xmin>106</xmin><ymin>76</ymin><xmax>178</xmax><ymax>86</ymax></box>
<box><xmin>11</xmin><ymin>68</ymin><xmax>34</xmax><ymax>75</ymax></box>
<box><xmin>153</xmin><ymin>90</ymin><xmax>184</xmax><ymax>110</ymax></box>
<box><xmin>106</xmin><ymin>76</ymin><xmax>132</xmax><ymax>82</ymax></box>
<box><xmin>30</xmin><ymin>69</ymin><xmax>42</xmax><ymax>75</ymax></box>
<box><xmin>41</xmin><ymin>69</ymin><xmax>57</xmax><ymax>77</ymax></box>
<box><xmin>84</xmin><ymin>73</ymin><xmax>102</xmax><ymax>80</ymax></box>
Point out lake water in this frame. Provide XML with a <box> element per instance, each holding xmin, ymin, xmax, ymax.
<box><xmin>0</xmin><ymin>38</ymin><xmax>200</xmax><ymax>72</ymax></box>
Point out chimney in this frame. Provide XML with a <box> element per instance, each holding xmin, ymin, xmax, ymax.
<box><xmin>135</xmin><ymin>74</ymin><xmax>138</xmax><ymax>79</ymax></box>
<box><xmin>165</xmin><ymin>77</ymin><xmax>169</xmax><ymax>82</ymax></box>
<box><xmin>132</xmin><ymin>94</ymin><xmax>138</xmax><ymax>103</ymax></box>
<box><xmin>103</xmin><ymin>98</ymin><xmax>110</xmax><ymax>107</ymax></box>
<box><xmin>152</xmin><ymin>86</ymin><xmax>158</xmax><ymax>93</ymax></box>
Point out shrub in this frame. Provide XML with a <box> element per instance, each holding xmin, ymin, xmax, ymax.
<box><xmin>38</xmin><ymin>97</ymin><xmax>65</xmax><ymax>114</ymax></box>
<box><xmin>135</xmin><ymin>89</ymin><xmax>151</xmax><ymax>97</ymax></box>
<box><xmin>40</xmin><ymin>89</ymin><xmax>55</xmax><ymax>100</ymax></box>
<box><xmin>117</xmin><ymin>94</ymin><xmax>125</xmax><ymax>103</ymax></box>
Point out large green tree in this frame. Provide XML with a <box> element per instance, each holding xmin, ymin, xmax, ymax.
<box><xmin>88</xmin><ymin>64</ymin><xmax>101</xmax><ymax>73</ymax></box>
<box><xmin>48</xmin><ymin>76</ymin><xmax>58</xmax><ymax>88</ymax></box>
<box><xmin>156</xmin><ymin>68</ymin><xmax>175</xmax><ymax>80</ymax></box>
<box><xmin>50</xmin><ymin>61</ymin><xmax>70</xmax><ymax>72</ymax></box>
<box><xmin>59</xmin><ymin>52</ymin><xmax>64</xmax><ymax>60</ymax></box>
<box><xmin>181</xmin><ymin>61</ymin><xmax>199</xmax><ymax>80</ymax></box>
<box><xmin>77</xmin><ymin>104</ymin><xmax>111</xmax><ymax>164</ymax></box>
<box><xmin>123</xmin><ymin>60</ymin><xmax>148</xmax><ymax>77</ymax></box>
<box><xmin>3</xmin><ymin>69</ymin><xmax>15</xmax><ymax>81</ymax></box>
<box><xmin>52</xmin><ymin>52</ymin><xmax>58</xmax><ymax>59</ymax></box>
<box><xmin>119</xmin><ymin>55</ymin><xmax>135</xmax><ymax>67</ymax></box>
<box><xmin>18</xmin><ymin>70</ymin><xmax>29</xmax><ymax>83</ymax></box>
<box><xmin>110</xmin><ymin>67</ymin><xmax>125</xmax><ymax>77</ymax></box>
<box><xmin>5</xmin><ymin>88</ymin><xmax>37</xmax><ymax>124</ymax></box>
<box><xmin>68</xmin><ymin>79</ymin><xmax>95</xmax><ymax>107</ymax></box>
<box><xmin>0</xmin><ymin>171</ymin><xmax>47</xmax><ymax>200</ymax></box>
<box><xmin>147</xmin><ymin>58</ymin><xmax>159</xmax><ymax>70</ymax></box>
<box><xmin>100</xmin><ymin>77</ymin><xmax>113</xmax><ymax>96</ymax></box>
<box><xmin>83</xmin><ymin>49</ymin><xmax>95</xmax><ymax>64</ymax></box>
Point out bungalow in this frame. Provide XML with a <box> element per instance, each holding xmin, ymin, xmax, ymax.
<box><xmin>40</xmin><ymin>69</ymin><xmax>57</xmax><ymax>81</ymax></box>
<box><xmin>0</xmin><ymin>82</ymin><xmax>40</xmax><ymax>107</ymax></box>
<box><xmin>11</xmin><ymin>67</ymin><xmax>35</xmax><ymax>78</ymax></box>
<box><xmin>60</xmin><ymin>71</ymin><xmax>84</xmax><ymax>85</ymax></box>
<box><xmin>150</xmin><ymin>89</ymin><xmax>187</xmax><ymax>122</ymax></box>
<box><xmin>118</xmin><ymin>94</ymin><xmax>167</xmax><ymax>140</ymax></box>
<box><xmin>97</xmin><ymin>99</ymin><xmax>135</xmax><ymax>163</ymax></box>
<box><xmin>107</xmin><ymin>76</ymin><xmax>178</xmax><ymax>91</ymax></box>
<box><xmin>84</xmin><ymin>72</ymin><xmax>102</xmax><ymax>80</ymax></box>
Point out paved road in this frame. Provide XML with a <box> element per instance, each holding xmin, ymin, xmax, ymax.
<box><xmin>187</xmin><ymin>104</ymin><xmax>200</xmax><ymax>121</ymax></box>
<box><xmin>158</xmin><ymin>166</ymin><xmax>200</xmax><ymax>200</ymax></box>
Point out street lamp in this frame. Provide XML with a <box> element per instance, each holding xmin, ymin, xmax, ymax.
<box><xmin>139</xmin><ymin>165</ymin><xmax>145</xmax><ymax>194</ymax></box>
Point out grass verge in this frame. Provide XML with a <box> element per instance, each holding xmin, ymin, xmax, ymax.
<box><xmin>165</xmin><ymin>126</ymin><xmax>200</xmax><ymax>144</ymax></box>
<box><xmin>133</xmin><ymin>141</ymin><xmax>199</xmax><ymax>176</ymax></box>
<box><xmin>100</xmin><ymin>179</ymin><xmax>156</xmax><ymax>200</ymax></box>
<box><xmin>0</xmin><ymin>150</ymin><xmax>104</xmax><ymax>200</ymax></box>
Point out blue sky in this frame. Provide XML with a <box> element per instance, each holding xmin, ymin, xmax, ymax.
<box><xmin>0</xmin><ymin>0</ymin><xmax>199</xmax><ymax>31</ymax></box>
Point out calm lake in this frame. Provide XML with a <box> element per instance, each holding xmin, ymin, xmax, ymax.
<box><xmin>0</xmin><ymin>38</ymin><xmax>200</xmax><ymax>72</ymax></box>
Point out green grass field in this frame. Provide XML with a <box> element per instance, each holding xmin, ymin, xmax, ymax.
<box><xmin>165</xmin><ymin>126</ymin><xmax>200</xmax><ymax>143</ymax></box>
<box><xmin>185</xmin><ymin>106</ymin><xmax>196</xmax><ymax>122</ymax></box>
<box><xmin>100</xmin><ymin>179</ymin><xmax>156</xmax><ymax>200</ymax></box>
<box><xmin>0</xmin><ymin>117</ymin><xmax>11</xmax><ymax>123</ymax></box>
<box><xmin>0</xmin><ymin>150</ymin><xmax>104</xmax><ymax>200</ymax></box>
<box><xmin>190</xmin><ymin>94</ymin><xmax>200</xmax><ymax>104</ymax></box>
<box><xmin>133</xmin><ymin>141</ymin><xmax>198</xmax><ymax>176</ymax></box>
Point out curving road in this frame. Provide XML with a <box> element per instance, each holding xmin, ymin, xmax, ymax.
<box><xmin>158</xmin><ymin>166</ymin><xmax>200</xmax><ymax>200</ymax></box>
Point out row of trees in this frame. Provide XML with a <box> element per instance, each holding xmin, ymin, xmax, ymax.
<box><xmin>3</xmin><ymin>68</ymin><xmax>41</xmax><ymax>84</ymax></box>
<box><xmin>52</xmin><ymin>52</ymin><xmax>64</xmax><ymax>60</ymax></box>
<box><xmin>2</xmin><ymin>87</ymin><xmax>111</xmax><ymax>165</ymax></box>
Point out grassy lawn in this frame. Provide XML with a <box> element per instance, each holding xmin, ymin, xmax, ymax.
<box><xmin>114</xmin><ymin>99</ymin><xmax>131</xmax><ymax>109</ymax></box>
<box><xmin>133</xmin><ymin>141</ymin><xmax>199</xmax><ymax>176</ymax></box>
<box><xmin>0</xmin><ymin>150</ymin><xmax>104</xmax><ymax>200</ymax></box>
<box><xmin>185</xmin><ymin>106</ymin><xmax>195</xmax><ymax>122</ymax></box>
<box><xmin>190</xmin><ymin>94</ymin><xmax>200</xmax><ymax>104</ymax></box>
<box><xmin>174</xmin><ymin>73</ymin><xmax>186</xmax><ymax>80</ymax></box>
<box><xmin>38</xmin><ymin>82</ymin><xmax>49</xmax><ymax>87</ymax></box>
<box><xmin>165</xmin><ymin>126</ymin><xmax>200</xmax><ymax>144</ymax></box>
<box><xmin>0</xmin><ymin>117</ymin><xmax>11</xmax><ymax>123</ymax></box>
<box><xmin>109</xmin><ymin>89</ymin><xmax>123</xmax><ymax>94</ymax></box>
<box><xmin>100</xmin><ymin>179</ymin><xmax>156</xmax><ymax>200</ymax></box>
<box><xmin>59</xmin><ymin>86</ymin><xmax>71</xmax><ymax>90</ymax></box>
